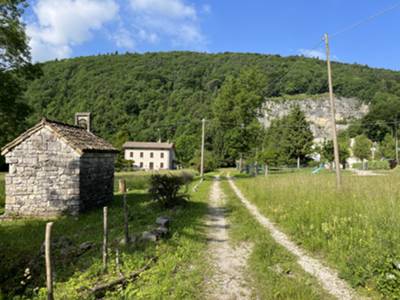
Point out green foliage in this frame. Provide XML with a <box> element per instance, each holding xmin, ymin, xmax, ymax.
<box><xmin>379</xmin><ymin>134</ymin><xmax>396</xmax><ymax>160</ymax></box>
<box><xmin>175</xmin><ymin>134</ymin><xmax>198</xmax><ymax>166</ymax></box>
<box><xmin>0</xmin><ymin>1</ymin><xmax>41</xmax><ymax>170</ymax></box>
<box><xmin>5</xmin><ymin>51</ymin><xmax>400</xmax><ymax>168</ymax></box>
<box><xmin>320</xmin><ymin>137</ymin><xmax>350</xmax><ymax>167</ymax></box>
<box><xmin>263</xmin><ymin>106</ymin><xmax>314</xmax><ymax>166</ymax></box>
<box><xmin>212</xmin><ymin>68</ymin><xmax>267</xmax><ymax>165</ymax></box>
<box><xmin>190</xmin><ymin>149</ymin><xmax>218</xmax><ymax>173</ymax></box>
<box><xmin>353</xmin><ymin>135</ymin><xmax>372</xmax><ymax>161</ymax></box>
<box><xmin>148</xmin><ymin>174</ymin><xmax>188</xmax><ymax>208</ymax></box>
<box><xmin>361</xmin><ymin>93</ymin><xmax>400</xmax><ymax>141</ymax></box>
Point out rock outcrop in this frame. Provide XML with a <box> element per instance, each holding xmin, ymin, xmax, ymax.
<box><xmin>259</xmin><ymin>96</ymin><xmax>369</xmax><ymax>142</ymax></box>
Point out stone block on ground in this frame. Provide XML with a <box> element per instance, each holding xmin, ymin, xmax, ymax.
<box><xmin>156</xmin><ymin>216</ymin><xmax>170</xmax><ymax>228</ymax></box>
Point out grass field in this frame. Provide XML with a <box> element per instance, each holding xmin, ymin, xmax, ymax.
<box><xmin>232</xmin><ymin>169</ymin><xmax>400</xmax><ymax>298</ymax></box>
<box><xmin>220</xmin><ymin>178</ymin><xmax>333</xmax><ymax>299</ymax></box>
<box><xmin>0</xmin><ymin>174</ymin><xmax>210</xmax><ymax>299</ymax></box>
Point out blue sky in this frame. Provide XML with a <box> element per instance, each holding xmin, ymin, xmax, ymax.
<box><xmin>24</xmin><ymin>0</ymin><xmax>400</xmax><ymax>70</ymax></box>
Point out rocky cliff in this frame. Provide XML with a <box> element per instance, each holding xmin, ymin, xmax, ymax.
<box><xmin>259</xmin><ymin>95</ymin><xmax>369</xmax><ymax>142</ymax></box>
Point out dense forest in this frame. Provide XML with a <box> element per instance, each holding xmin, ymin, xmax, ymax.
<box><xmin>4</xmin><ymin>51</ymin><xmax>400</xmax><ymax>167</ymax></box>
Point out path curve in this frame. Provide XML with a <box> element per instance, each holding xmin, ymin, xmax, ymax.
<box><xmin>228</xmin><ymin>176</ymin><xmax>359</xmax><ymax>300</ymax></box>
<box><xmin>206</xmin><ymin>176</ymin><xmax>252</xmax><ymax>300</ymax></box>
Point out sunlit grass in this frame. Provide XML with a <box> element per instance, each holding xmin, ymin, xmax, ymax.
<box><xmin>233</xmin><ymin>170</ymin><xmax>400</xmax><ymax>298</ymax></box>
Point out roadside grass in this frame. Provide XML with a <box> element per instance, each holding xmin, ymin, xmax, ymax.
<box><xmin>232</xmin><ymin>170</ymin><xmax>400</xmax><ymax>298</ymax></box>
<box><xmin>219</xmin><ymin>178</ymin><xmax>333</xmax><ymax>300</ymax></box>
<box><xmin>0</xmin><ymin>176</ymin><xmax>210</xmax><ymax>300</ymax></box>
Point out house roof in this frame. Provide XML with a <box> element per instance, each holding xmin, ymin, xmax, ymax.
<box><xmin>123</xmin><ymin>141</ymin><xmax>175</xmax><ymax>150</ymax></box>
<box><xmin>1</xmin><ymin>118</ymin><xmax>118</xmax><ymax>156</ymax></box>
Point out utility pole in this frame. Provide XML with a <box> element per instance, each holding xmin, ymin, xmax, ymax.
<box><xmin>324</xmin><ymin>33</ymin><xmax>341</xmax><ymax>188</ymax></box>
<box><xmin>396</xmin><ymin>121</ymin><xmax>399</xmax><ymax>162</ymax></box>
<box><xmin>200</xmin><ymin>118</ymin><xmax>206</xmax><ymax>178</ymax></box>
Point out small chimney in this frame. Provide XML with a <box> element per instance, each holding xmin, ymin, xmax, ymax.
<box><xmin>75</xmin><ymin>112</ymin><xmax>91</xmax><ymax>132</ymax></box>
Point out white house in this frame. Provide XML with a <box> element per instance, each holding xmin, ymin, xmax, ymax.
<box><xmin>123</xmin><ymin>141</ymin><xmax>176</xmax><ymax>170</ymax></box>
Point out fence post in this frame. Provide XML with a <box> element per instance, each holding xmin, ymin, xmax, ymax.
<box><xmin>45</xmin><ymin>222</ymin><xmax>54</xmax><ymax>300</ymax></box>
<box><xmin>103</xmin><ymin>207</ymin><xmax>108</xmax><ymax>272</ymax></box>
<box><xmin>123</xmin><ymin>190</ymin><xmax>130</xmax><ymax>244</ymax></box>
<box><xmin>118</xmin><ymin>179</ymin><xmax>126</xmax><ymax>194</ymax></box>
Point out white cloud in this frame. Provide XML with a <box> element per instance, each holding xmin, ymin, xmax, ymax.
<box><xmin>27</xmin><ymin>0</ymin><xmax>119</xmax><ymax>62</ymax></box>
<box><xmin>299</xmin><ymin>48</ymin><xmax>325</xmax><ymax>59</ymax></box>
<box><xmin>128</xmin><ymin>0</ymin><xmax>206</xmax><ymax>48</ymax></box>
<box><xmin>130</xmin><ymin>0</ymin><xmax>196</xmax><ymax>19</ymax></box>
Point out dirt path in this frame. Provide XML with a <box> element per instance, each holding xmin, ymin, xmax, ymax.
<box><xmin>228</xmin><ymin>176</ymin><xmax>358</xmax><ymax>300</ymax></box>
<box><xmin>205</xmin><ymin>176</ymin><xmax>252</xmax><ymax>300</ymax></box>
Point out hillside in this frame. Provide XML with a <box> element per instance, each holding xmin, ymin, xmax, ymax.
<box><xmin>22</xmin><ymin>51</ymin><xmax>400</xmax><ymax>158</ymax></box>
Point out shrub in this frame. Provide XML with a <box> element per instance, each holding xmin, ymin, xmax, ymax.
<box><xmin>148</xmin><ymin>174</ymin><xmax>187</xmax><ymax>208</ymax></box>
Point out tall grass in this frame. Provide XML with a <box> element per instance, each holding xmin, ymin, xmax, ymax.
<box><xmin>0</xmin><ymin>173</ymin><xmax>209</xmax><ymax>299</ymax></box>
<box><xmin>233</xmin><ymin>171</ymin><xmax>400</xmax><ymax>298</ymax></box>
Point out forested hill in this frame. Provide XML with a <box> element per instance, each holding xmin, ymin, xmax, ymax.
<box><xmin>24</xmin><ymin>51</ymin><xmax>400</xmax><ymax>150</ymax></box>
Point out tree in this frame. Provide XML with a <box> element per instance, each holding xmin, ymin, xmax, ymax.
<box><xmin>1</xmin><ymin>0</ymin><xmax>37</xmax><ymax>170</ymax></box>
<box><xmin>379</xmin><ymin>133</ymin><xmax>396</xmax><ymax>160</ymax></box>
<box><xmin>212</xmin><ymin>68</ymin><xmax>267</xmax><ymax>165</ymax></box>
<box><xmin>175</xmin><ymin>134</ymin><xmax>199</xmax><ymax>167</ymax></box>
<box><xmin>321</xmin><ymin>137</ymin><xmax>350</xmax><ymax>169</ymax></box>
<box><xmin>353</xmin><ymin>135</ymin><xmax>372</xmax><ymax>168</ymax></box>
<box><xmin>285</xmin><ymin>105</ymin><xmax>314</xmax><ymax>168</ymax></box>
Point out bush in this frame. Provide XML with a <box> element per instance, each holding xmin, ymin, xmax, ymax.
<box><xmin>352</xmin><ymin>160</ymin><xmax>390</xmax><ymax>170</ymax></box>
<box><xmin>148</xmin><ymin>174</ymin><xmax>188</xmax><ymax>208</ymax></box>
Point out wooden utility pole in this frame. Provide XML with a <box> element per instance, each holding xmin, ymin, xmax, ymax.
<box><xmin>45</xmin><ymin>222</ymin><xmax>54</xmax><ymax>300</ymax></box>
<box><xmin>395</xmin><ymin>121</ymin><xmax>399</xmax><ymax>162</ymax></box>
<box><xmin>102</xmin><ymin>207</ymin><xmax>108</xmax><ymax>272</ymax></box>
<box><xmin>200</xmin><ymin>118</ymin><xmax>206</xmax><ymax>178</ymax></box>
<box><xmin>324</xmin><ymin>33</ymin><xmax>341</xmax><ymax>188</ymax></box>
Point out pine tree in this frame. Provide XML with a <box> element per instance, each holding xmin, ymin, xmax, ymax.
<box><xmin>285</xmin><ymin>105</ymin><xmax>314</xmax><ymax>168</ymax></box>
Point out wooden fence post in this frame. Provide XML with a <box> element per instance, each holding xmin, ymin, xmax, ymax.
<box><xmin>103</xmin><ymin>206</ymin><xmax>108</xmax><ymax>272</ymax></box>
<box><xmin>123</xmin><ymin>191</ymin><xmax>130</xmax><ymax>244</ymax></box>
<box><xmin>45</xmin><ymin>222</ymin><xmax>54</xmax><ymax>300</ymax></box>
<box><xmin>118</xmin><ymin>179</ymin><xmax>126</xmax><ymax>194</ymax></box>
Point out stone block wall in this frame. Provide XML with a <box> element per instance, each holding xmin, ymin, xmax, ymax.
<box><xmin>5</xmin><ymin>127</ymin><xmax>81</xmax><ymax>216</ymax></box>
<box><xmin>79</xmin><ymin>153</ymin><xmax>115</xmax><ymax>211</ymax></box>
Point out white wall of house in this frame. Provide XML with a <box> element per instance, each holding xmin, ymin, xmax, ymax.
<box><xmin>124</xmin><ymin>148</ymin><xmax>175</xmax><ymax>170</ymax></box>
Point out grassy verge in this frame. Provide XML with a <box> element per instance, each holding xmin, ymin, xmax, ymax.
<box><xmin>0</xmin><ymin>177</ymin><xmax>210</xmax><ymax>299</ymax></box>
<box><xmin>220</xmin><ymin>178</ymin><xmax>333</xmax><ymax>299</ymax></box>
<box><xmin>232</xmin><ymin>171</ymin><xmax>400</xmax><ymax>298</ymax></box>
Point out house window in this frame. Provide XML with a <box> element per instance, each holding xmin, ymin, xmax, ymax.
<box><xmin>140</xmin><ymin>152</ymin><xmax>144</xmax><ymax>158</ymax></box>
<box><xmin>140</xmin><ymin>162</ymin><xmax>143</xmax><ymax>168</ymax></box>
<box><xmin>150</xmin><ymin>152</ymin><xmax>154</xmax><ymax>158</ymax></box>
<box><xmin>149</xmin><ymin>162</ymin><xmax>154</xmax><ymax>170</ymax></box>
<box><xmin>161</xmin><ymin>152</ymin><xmax>164</xmax><ymax>158</ymax></box>
<box><xmin>130</xmin><ymin>152</ymin><xmax>133</xmax><ymax>158</ymax></box>
<box><xmin>160</xmin><ymin>162</ymin><xmax>164</xmax><ymax>169</ymax></box>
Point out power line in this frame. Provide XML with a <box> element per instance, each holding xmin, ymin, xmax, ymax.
<box><xmin>331</xmin><ymin>1</ymin><xmax>400</xmax><ymax>39</ymax></box>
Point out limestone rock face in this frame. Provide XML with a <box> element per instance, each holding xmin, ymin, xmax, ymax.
<box><xmin>258</xmin><ymin>96</ymin><xmax>369</xmax><ymax>143</ymax></box>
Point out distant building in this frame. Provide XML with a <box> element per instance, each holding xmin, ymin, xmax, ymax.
<box><xmin>1</xmin><ymin>116</ymin><xmax>118</xmax><ymax>217</ymax></box>
<box><xmin>123</xmin><ymin>141</ymin><xmax>176</xmax><ymax>170</ymax></box>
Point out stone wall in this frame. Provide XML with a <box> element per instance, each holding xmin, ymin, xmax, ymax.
<box><xmin>258</xmin><ymin>96</ymin><xmax>369</xmax><ymax>143</ymax></box>
<box><xmin>79</xmin><ymin>153</ymin><xmax>115</xmax><ymax>211</ymax></box>
<box><xmin>4</xmin><ymin>127</ymin><xmax>81</xmax><ymax>216</ymax></box>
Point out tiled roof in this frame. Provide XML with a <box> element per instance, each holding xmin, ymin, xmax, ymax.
<box><xmin>123</xmin><ymin>141</ymin><xmax>174</xmax><ymax>150</ymax></box>
<box><xmin>1</xmin><ymin>118</ymin><xmax>118</xmax><ymax>155</ymax></box>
